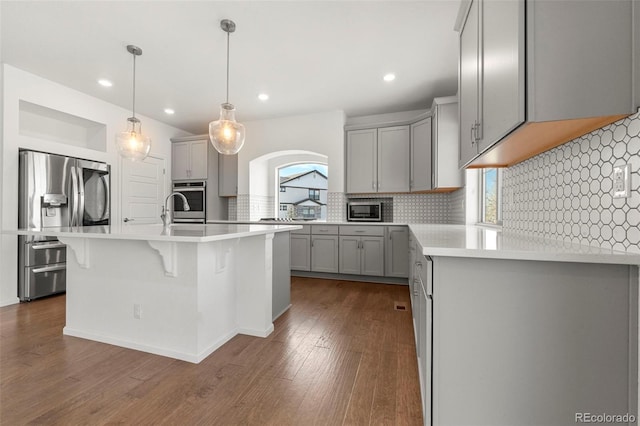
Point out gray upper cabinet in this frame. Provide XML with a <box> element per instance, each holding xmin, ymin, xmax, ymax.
<box><xmin>432</xmin><ymin>96</ymin><xmax>463</xmax><ymax>190</ymax></box>
<box><xmin>346</xmin><ymin>128</ymin><xmax>377</xmax><ymax>193</ymax></box>
<box><xmin>410</xmin><ymin>118</ymin><xmax>432</xmax><ymax>192</ymax></box>
<box><xmin>478</xmin><ymin>0</ymin><xmax>524</xmax><ymax>155</ymax></box>
<box><xmin>346</xmin><ymin>126</ymin><xmax>410</xmax><ymax>194</ymax></box>
<box><xmin>377</xmin><ymin>126</ymin><xmax>410</xmax><ymax>193</ymax></box>
<box><xmin>458</xmin><ymin>0</ymin><xmax>481</xmax><ymax>167</ymax></box>
<box><xmin>458</xmin><ymin>0</ymin><xmax>524</xmax><ymax>167</ymax></box>
<box><xmin>218</xmin><ymin>153</ymin><xmax>238</xmax><ymax>197</ymax></box>
<box><xmin>172</xmin><ymin>139</ymin><xmax>208</xmax><ymax>180</ymax></box>
<box><xmin>456</xmin><ymin>0</ymin><xmax>635</xmax><ymax>168</ymax></box>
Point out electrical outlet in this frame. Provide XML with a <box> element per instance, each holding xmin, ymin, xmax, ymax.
<box><xmin>612</xmin><ymin>164</ymin><xmax>631</xmax><ymax>198</ymax></box>
<box><xmin>133</xmin><ymin>303</ymin><xmax>142</xmax><ymax>319</ymax></box>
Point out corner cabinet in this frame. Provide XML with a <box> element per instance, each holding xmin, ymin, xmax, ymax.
<box><xmin>457</xmin><ymin>0</ymin><xmax>635</xmax><ymax>168</ymax></box>
<box><xmin>410</xmin><ymin>118</ymin><xmax>432</xmax><ymax>192</ymax></box>
<box><xmin>385</xmin><ymin>226</ymin><xmax>409</xmax><ymax>278</ymax></box>
<box><xmin>171</xmin><ymin>139</ymin><xmax>208</xmax><ymax>181</ymax></box>
<box><xmin>218</xmin><ymin>154</ymin><xmax>238</xmax><ymax>197</ymax></box>
<box><xmin>431</xmin><ymin>97</ymin><xmax>463</xmax><ymax>190</ymax></box>
<box><xmin>346</xmin><ymin>126</ymin><xmax>410</xmax><ymax>193</ymax></box>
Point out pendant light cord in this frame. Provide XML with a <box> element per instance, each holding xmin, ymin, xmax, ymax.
<box><xmin>132</xmin><ymin>51</ymin><xmax>136</xmax><ymax>119</ymax></box>
<box><xmin>226</xmin><ymin>29</ymin><xmax>230</xmax><ymax>104</ymax></box>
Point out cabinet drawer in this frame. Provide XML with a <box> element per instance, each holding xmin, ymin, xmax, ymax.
<box><xmin>290</xmin><ymin>225</ymin><xmax>311</xmax><ymax>235</ymax></box>
<box><xmin>311</xmin><ymin>225</ymin><xmax>338</xmax><ymax>235</ymax></box>
<box><xmin>339</xmin><ymin>225</ymin><xmax>384</xmax><ymax>237</ymax></box>
<box><xmin>24</xmin><ymin>241</ymin><xmax>66</xmax><ymax>267</ymax></box>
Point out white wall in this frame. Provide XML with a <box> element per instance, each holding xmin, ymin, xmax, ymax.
<box><xmin>0</xmin><ymin>8</ymin><xmax>5</xmax><ymax>305</ymax></box>
<box><xmin>0</xmin><ymin>64</ymin><xmax>191</xmax><ymax>306</ymax></box>
<box><xmin>238</xmin><ymin>111</ymin><xmax>345</xmax><ymax>195</ymax></box>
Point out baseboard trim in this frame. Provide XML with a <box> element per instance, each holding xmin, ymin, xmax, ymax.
<box><xmin>291</xmin><ymin>271</ymin><xmax>408</xmax><ymax>285</ymax></box>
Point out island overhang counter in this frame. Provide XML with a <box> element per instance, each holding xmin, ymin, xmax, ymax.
<box><xmin>15</xmin><ymin>223</ymin><xmax>302</xmax><ymax>363</ymax></box>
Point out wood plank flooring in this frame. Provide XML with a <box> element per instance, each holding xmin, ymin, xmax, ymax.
<box><xmin>0</xmin><ymin>277</ymin><xmax>422</xmax><ymax>425</ymax></box>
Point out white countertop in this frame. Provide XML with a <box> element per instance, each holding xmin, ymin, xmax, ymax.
<box><xmin>14</xmin><ymin>223</ymin><xmax>302</xmax><ymax>243</ymax></box>
<box><xmin>409</xmin><ymin>224</ymin><xmax>640</xmax><ymax>265</ymax></box>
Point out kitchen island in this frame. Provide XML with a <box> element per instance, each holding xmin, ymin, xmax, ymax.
<box><xmin>15</xmin><ymin>223</ymin><xmax>301</xmax><ymax>363</ymax></box>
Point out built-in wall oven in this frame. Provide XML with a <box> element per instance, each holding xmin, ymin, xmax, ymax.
<box><xmin>172</xmin><ymin>181</ymin><xmax>206</xmax><ymax>223</ymax></box>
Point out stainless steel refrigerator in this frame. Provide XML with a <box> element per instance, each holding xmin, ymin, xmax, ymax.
<box><xmin>18</xmin><ymin>150</ymin><xmax>110</xmax><ymax>301</ymax></box>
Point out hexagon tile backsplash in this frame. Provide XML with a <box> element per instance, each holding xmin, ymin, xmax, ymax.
<box><xmin>502</xmin><ymin>111</ymin><xmax>640</xmax><ymax>254</ymax></box>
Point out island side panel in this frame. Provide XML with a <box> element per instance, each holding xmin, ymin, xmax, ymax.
<box><xmin>431</xmin><ymin>257</ymin><xmax>638</xmax><ymax>426</ymax></box>
<box><xmin>235</xmin><ymin>233</ymin><xmax>274</xmax><ymax>337</ymax></box>
<box><xmin>195</xmin><ymin>238</ymin><xmax>240</xmax><ymax>361</ymax></box>
<box><xmin>63</xmin><ymin>238</ymin><xmax>200</xmax><ymax>362</ymax></box>
<box><xmin>272</xmin><ymin>231</ymin><xmax>291</xmax><ymax>321</ymax></box>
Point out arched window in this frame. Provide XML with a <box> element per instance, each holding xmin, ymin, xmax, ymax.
<box><xmin>277</xmin><ymin>163</ymin><xmax>328</xmax><ymax>220</ymax></box>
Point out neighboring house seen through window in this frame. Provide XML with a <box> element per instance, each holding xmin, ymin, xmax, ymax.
<box><xmin>277</xmin><ymin>163</ymin><xmax>328</xmax><ymax>220</ymax></box>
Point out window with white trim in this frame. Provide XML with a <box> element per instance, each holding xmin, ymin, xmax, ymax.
<box><xmin>480</xmin><ymin>168</ymin><xmax>502</xmax><ymax>225</ymax></box>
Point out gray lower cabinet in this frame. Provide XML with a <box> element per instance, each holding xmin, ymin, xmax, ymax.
<box><xmin>385</xmin><ymin>226</ymin><xmax>409</xmax><ymax>278</ymax></box>
<box><xmin>290</xmin><ymin>234</ymin><xmax>311</xmax><ymax>271</ymax></box>
<box><xmin>339</xmin><ymin>235</ymin><xmax>384</xmax><ymax>276</ymax></box>
<box><xmin>414</xmin><ymin>253</ymin><xmax>638</xmax><ymax>426</ymax></box>
<box><xmin>310</xmin><ymin>235</ymin><xmax>339</xmax><ymax>273</ymax></box>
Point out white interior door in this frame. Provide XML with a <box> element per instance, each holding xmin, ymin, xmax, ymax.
<box><xmin>121</xmin><ymin>156</ymin><xmax>166</xmax><ymax>224</ymax></box>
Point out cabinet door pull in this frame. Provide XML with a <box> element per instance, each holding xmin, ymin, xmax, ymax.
<box><xmin>470</xmin><ymin>125</ymin><xmax>475</xmax><ymax>145</ymax></box>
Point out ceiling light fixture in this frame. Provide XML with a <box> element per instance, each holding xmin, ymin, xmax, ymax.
<box><xmin>98</xmin><ymin>79</ymin><xmax>113</xmax><ymax>87</ymax></box>
<box><xmin>115</xmin><ymin>45</ymin><xmax>151</xmax><ymax>161</ymax></box>
<box><xmin>164</xmin><ymin>108</ymin><xmax>175</xmax><ymax>115</ymax></box>
<box><xmin>383</xmin><ymin>73</ymin><xmax>396</xmax><ymax>82</ymax></box>
<box><xmin>258</xmin><ymin>93</ymin><xmax>269</xmax><ymax>101</ymax></box>
<box><xmin>209</xmin><ymin>19</ymin><xmax>245</xmax><ymax>155</ymax></box>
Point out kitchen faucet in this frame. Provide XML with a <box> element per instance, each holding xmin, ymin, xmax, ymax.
<box><xmin>161</xmin><ymin>192</ymin><xmax>190</xmax><ymax>227</ymax></box>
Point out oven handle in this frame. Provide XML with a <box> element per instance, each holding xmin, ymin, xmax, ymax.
<box><xmin>172</xmin><ymin>188</ymin><xmax>205</xmax><ymax>192</ymax></box>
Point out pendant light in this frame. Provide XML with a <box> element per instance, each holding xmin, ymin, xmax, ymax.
<box><xmin>209</xmin><ymin>19</ymin><xmax>246</xmax><ymax>155</ymax></box>
<box><xmin>115</xmin><ymin>45</ymin><xmax>151</xmax><ymax>161</ymax></box>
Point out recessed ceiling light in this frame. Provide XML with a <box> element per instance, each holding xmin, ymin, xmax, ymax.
<box><xmin>164</xmin><ymin>108</ymin><xmax>175</xmax><ymax>115</ymax></box>
<box><xmin>258</xmin><ymin>93</ymin><xmax>269</xmax><ymax>101</ymax></box>
<box><xmin>97</xmin><ymin>79</ymin><xmax>113</xmax><ymax>87</ymax></box>
<box><xmin>383</xmin><ymin>73</ymin><xmax>396</xmax><ymax>82</ymax></box>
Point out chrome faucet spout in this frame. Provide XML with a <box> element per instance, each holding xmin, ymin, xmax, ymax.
<box><xmin>161</xmin><ymin>192</ymin><xmax>191</xmax><ymax>226</ymax></box>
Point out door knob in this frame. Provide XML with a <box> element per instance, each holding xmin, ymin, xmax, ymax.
<box><xmin>124</xmin><ymin>217</ymin><xmax>134</xmax><ymax>222</ymax></box>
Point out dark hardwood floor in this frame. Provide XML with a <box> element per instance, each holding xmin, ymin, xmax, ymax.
<box><xmin>0</xmin><ymin>277</ymin><xmax>422</xmax><ymax>425</ymax></box>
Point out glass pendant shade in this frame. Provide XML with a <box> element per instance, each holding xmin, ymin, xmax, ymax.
<box><xmin>209</xmin><ymin>103</ymin><xmax>245</xmax><ymax>155</ymax></box>
<box><xmin>116</xmin><ymin>117</ymin><xmax>151</xmax><ymax>161</ymax></box>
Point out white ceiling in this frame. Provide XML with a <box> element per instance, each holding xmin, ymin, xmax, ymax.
<box><xmin>1</xmin><ymin>1</ymin><xmax>460</xmax><ymax>135</ymax></box>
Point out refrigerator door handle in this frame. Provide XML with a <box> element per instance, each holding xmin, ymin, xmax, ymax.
<box><xmin>32</xmin><ymin>264</ymin><xmax>67</xmax><ymax>274</ymax></box>
<box><xmin>78</xmin><ymin>167</ymin><xmax>85</xmax><ymax>226</ymax></box>
<box><xmin>70</xmin><ymin>166</ymin><xmax>79</xmax><ymax>226</ymax></box>
<box><xmin>101</xmin><ymin>174</ymin><xmax>110</xmax><ymax>221</ymax></box>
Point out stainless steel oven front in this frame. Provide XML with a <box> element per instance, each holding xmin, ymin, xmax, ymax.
<box><xmin>172</xmin><ymin>181</ymin><xmax>206</xmax><ymax>223</ymax></box>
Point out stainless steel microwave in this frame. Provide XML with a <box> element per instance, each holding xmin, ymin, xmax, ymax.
<box><xmin>347</xmin><ymin>201</ymin><xmax>383</xmax><ymax>222</ymax></box>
